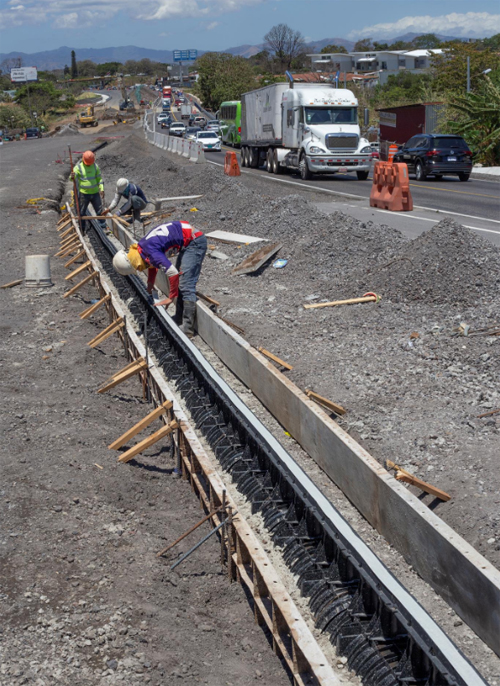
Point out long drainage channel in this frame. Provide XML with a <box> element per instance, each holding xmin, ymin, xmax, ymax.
<box><xmin>82</xmin><ymin>215</ymin><xmax>486</xmax><ymax>686</ymax></box>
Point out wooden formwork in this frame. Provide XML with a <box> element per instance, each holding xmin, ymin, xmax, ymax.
<box><xmin>60</xmin><ymin>208</ymin><xmax>340</xmax><ymax>686</ymax></box>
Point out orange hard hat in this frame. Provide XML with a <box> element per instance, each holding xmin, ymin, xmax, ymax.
<box><xmin>82</xmin><ymin>150</ymin><xmax>95</xmax><ymax>165</ymax></box>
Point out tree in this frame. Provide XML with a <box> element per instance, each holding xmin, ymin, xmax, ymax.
<box><xmin>64</xmin><ymin>65</ymin><xmax>70</xmax><ymax>76</ymax></box>
<box><xmin>431</xmin><ymin>41</ymin><xmax>500</xmax><ymax>94</ymax></box>
<box><xmin>76</xmin><ymin>60</ymin><xmax>96</xmax><ymax>77</ymax></box>
<box><xmin>371</xmin><ymin>71</ymin><xmax>435</xmax><ymax>108</ymax></box>
<box><xmin>482</xmin><ymin>33</ymin><xmax>500</xmax><ymax>51</ymax></box>
<box><xmin>353</xmin><ymin>38</ymin><xmax>373</xmax><ymax>52</ymax></box>
<box><xmin>446</xmin><ymin>76</ymin><xmax>500</xmax><ymax>165</ymax></box>
<box><xmin>0</xmin><ymin>103</ymin><xmax>30</xmax><ymax>129</ymax></box>
<box><xmin>264</xmin><ymin>23</ymin><xmax>305</xmax><ymax>71</ymax></box>
<box><xmin>193</xmin><ymin>52</ymin><xmax>257</xmax><ymax>111</ymax></box>
<box><xmin>71</xmin><ymin>50</ymin><xmax>78</xmax><ymax>79</ymax></box>
<box><xmin>320</xmin><ymin>44</ymin><xmax>348</xmax><ymax>54</ymax></box>
<box><xmin>1</xmin><ymin>56</ymin><xmax>23</xmax><ymax>73</ymax></box>
<box><xmin>411</xmin><ymin>34</ymin><xmax>442</xmax><ymax>49</ymax></box>
<box><xmin>95</xmin><ymin>62</ymin><xmax>123</xmax><ymax>76</ymax></box>
<box><xmin>16</xmin><ymin>81</ymin><xmax>75</xmax><ymax>115</ymax></box>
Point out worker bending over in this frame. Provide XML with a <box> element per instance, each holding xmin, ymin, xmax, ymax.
<box><xmin>104</xmin><ymin>178</ymin><xmax>148</xmax><ymax>235</ymax></box>
<box><xmin>71</xmin><ymin>150</ymin><xmax>106</xmax><ymax>231</ymax></box>
<box><xmin>113</xmin><ymin>221</ymin><xmax>207</xmax><ymax>337</ymax></box>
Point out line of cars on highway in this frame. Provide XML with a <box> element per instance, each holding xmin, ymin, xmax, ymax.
<box><xmin>156</xmin><ymin>112</ymin><xmax>222</xmax><ymax>151</ymax></box>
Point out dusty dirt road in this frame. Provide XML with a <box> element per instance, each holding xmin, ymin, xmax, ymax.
<box><xmin>0</xmin><ymin>136</ymin><xmax>291</xmax><ymax>684</ymax></box>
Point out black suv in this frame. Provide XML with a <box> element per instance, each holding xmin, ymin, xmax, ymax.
<box><xmin>393</xmin><ymin>134</ymin><xmax>472</xmax><ymax>182</ymax></box>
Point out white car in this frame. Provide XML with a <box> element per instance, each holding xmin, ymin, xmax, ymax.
<box><xmin>196</xmin><ymin>130</ymin><xmax>221</xmax><ymax>151</ymax></box>
<box><xmin>169</xmin><ymin>122</ymin><xmax>186</xmax><ymax>137</ymax></box>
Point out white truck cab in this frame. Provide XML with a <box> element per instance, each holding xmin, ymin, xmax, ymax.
<box><xmin>241</xmin><ymin>81</ymin><xmax>372</xmax><ymax>180</ymax></box>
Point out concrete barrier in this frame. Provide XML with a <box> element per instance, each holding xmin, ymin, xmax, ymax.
<box><xmin>182</xmin><ymin>139</ymin><xmax>189</xmax><ymax>158</ymax></box>
<box><xmin>194</xmin><ymin>300</ymin><xmax>500</xmax><ymax>656</ymax></box>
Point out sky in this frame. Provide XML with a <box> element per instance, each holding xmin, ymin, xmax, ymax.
<box><xmin>0</xmin><ymin>0</ymin><xmax>499</xmax><ymax>55</ymax></box>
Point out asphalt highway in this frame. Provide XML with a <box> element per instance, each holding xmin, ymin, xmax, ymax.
<box><xmin>205</xmin><ymin>144</ymin><xmax>500</xmax><ymax>223</ymax></box>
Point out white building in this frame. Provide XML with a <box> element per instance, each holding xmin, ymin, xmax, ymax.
<box><xmin>308</xmin><ymin>49</ymin><xmax>443</xmax><ymax>85</ymax></box>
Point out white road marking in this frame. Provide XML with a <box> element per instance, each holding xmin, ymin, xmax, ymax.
<box><xmin>206</xmin><ymin>160</ymin><xmax>499</xmax><ymax>227</ymax></box>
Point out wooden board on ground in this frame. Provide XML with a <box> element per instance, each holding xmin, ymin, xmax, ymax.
<box><xmin>1</xmin><ymin>279</ymin><xmax>23</xmax><ymax>289</ymax></box>
<box><xmin>205</xmin><ymin>230</ymin><xmax>268</xmax><ymax>245</ymax></box>
<box><xmin>258</xmin><ymin>347</ymin><xmax>293</xmax><ymax>371</ymax></box>
<box><xmin>305</xmin><ymin>389</ymin><xmax>346</xmax><ymax>416</ymax></box>
<box><xmin>232</xmin><ymin>242</ymin><xmax>282</xmax><ymax>276</ymax></box>
<box><xmin>386</xmin><ymin>460</ymin><xmax>451</xmax><ymax>502</ymax></box>
<box><xmin>109</xmin><ymin>400</ymin><xmax>173</xmax><ymax>450</ymax></box>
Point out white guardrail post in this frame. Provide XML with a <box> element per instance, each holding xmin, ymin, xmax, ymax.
<box><xmin>182</xmin><ymin>139</ymin><xmax>189</xmax><ymax>158</ymax></box>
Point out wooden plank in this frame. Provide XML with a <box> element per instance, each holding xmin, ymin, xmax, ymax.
<box><xmin>118</xmin><ymin>420</ymin><xmax>178</xmax><ymax>463</ymax></box>
<box><xmin>304</xmin><ymin>295</ymin><xmax>377</xmax><ymax>310</ymax></box>
<box><xmin>79</xmin><ymin>293</ymin><xmax>111</xmax><ymax>319</ymax></box>
<box><xmin>206</xmin><ymin>230</ymin><xmax>268</xmax><ymax>245</ymax></box>
<box><xmin>65</xmin><ymin>260</ymin><xmax>91</xmax><ymax>281</ymax></box>
<box><xmin>386</xmin><ymin>460</ymin><xmax>451</xmax><ymax>502</ymax></box>
<box><xmin>63</xmin><ymin>271</ymin><xmax>97</xmax><ymax>298</ymax></box>
<box><xmin>109</xmin><ymin>400</ymin><xmax>173</xmax><ymax>450</ymax></box>
<box><xmin>196</xmin><ymin>291</ymin><xmax>220</xmax><ymax>307</ymax></box>
<box><xmin>64</xmin><ymin>250</ymin><xmax>86</xmax><ymax>269</ymax></box>
<box><xmin>232</xmin><ymin>242</ymin><xmax>282</xmax><ymax>276</ymax></box>
<box><xmin>57</xmin><ymin>240</ymin><xmax>81</xmax><ymax>258</ymax></box>
<box><xmin>258</xmin><ymin>347</ymin><xmax>293</xmax><ymax>371</ymax></box>
<box><xmin>57</xmin><ymin>213</ymin><xmax>70</xmax><ymax>225</ymax></box>
<box><xmin>97</xmin><ymin>358</ymin><xmax>147</xmax><ymax>393</ymax></box>
<box><xmin>88</xmin><ymin>318</ymin><xmax>124</xmax><ymax>348</ymax></box>
<box><xmin>1</xmin><ymin>279</ymin><xmax>23</xmax><ymax>289</ymax></box>
<box><xmin>156</xmin><ymin>507</ymin><xmax>221</xmax><ymax>557</ymax></box>
<box><xmin>60</xmin><ymin>225</ymin><xmax>77</xmax><ymax>240</ymax></box>
<box><xmin>305</xmin><ymin>389</ymin><xmax>346</xmax><ymax>416</ymax></box>
<box><xmin>101</xmin><ymin>358</ymin><xmax>145</xmax><ymax>386</ymax></box>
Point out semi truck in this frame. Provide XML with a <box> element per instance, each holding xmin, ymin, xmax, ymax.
<box><xmin>240</xmin><ymin>76</ymin><xmax>372</xmax><ymax>180</ymax></box>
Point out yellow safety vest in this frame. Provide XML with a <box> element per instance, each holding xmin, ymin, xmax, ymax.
<box><xmin>74</xmin><ymin>161</ymin><xmax>104</xmax><ymax>195</ymax></box>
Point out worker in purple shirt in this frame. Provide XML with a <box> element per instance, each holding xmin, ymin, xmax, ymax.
<box><xmin>113</xmin><ymin>220</ymin><xmax>207</xmax><ymax>337</ymax></box>
<box><xmin>103</xmin><ymin>178</ymin><xmax>148</xmax><ymax>235</ymax></box>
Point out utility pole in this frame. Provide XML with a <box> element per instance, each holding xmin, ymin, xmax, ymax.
<box><xmin>466</xmin><ymin>56</ymin><xmax>470</xmax><ymax>93</ymax></box>
<box><xmin>27</xmin><ymin>81</ymin><xmax>34</xmax><ymax>127</ymax></box>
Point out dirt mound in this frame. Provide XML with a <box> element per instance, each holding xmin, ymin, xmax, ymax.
<box><xmin>351</xmin><ymin>218</ymin><xmax>500</xmax><ymax>306</ymax></box>
<box><xmin>51</xmin><ymin>123</ymin><xmax>81</xmax><ymax>137</ymax></box>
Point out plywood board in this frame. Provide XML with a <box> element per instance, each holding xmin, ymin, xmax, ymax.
<box><xmin>232</xmin><ymin>242</ymin><xmax>282</xmax><ymax>276</ymax></box>
<box><xmin>205</xmin><ymin>230</ymin><xmax>268</xmax><ymax>245</ymax></box>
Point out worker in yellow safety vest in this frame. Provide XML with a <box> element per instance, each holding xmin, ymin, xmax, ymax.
<box><xmin>71</xmin><ymin>150</ymin><xmax>106</xmax><ymax>231</ymax></box>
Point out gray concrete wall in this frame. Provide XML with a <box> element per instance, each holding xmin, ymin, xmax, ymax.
<box><xmin>196</xmin><ymin>301</ymin><xmax>500</xmax><ymax>656</ymax></box>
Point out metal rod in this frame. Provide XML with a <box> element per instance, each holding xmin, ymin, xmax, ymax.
<box><xmin>170</xmin><ymin>520</ymin><xmax>225</xmax><ymax>570</ymax></box>
<box><xmin>68</xmin><ymin>146</ymin><xmax>82</xmax><ymax>231</ymax></box>
<box><xmin>220</xmin><ymin>490</ymin><xmax>226</xmax><ymax>567</ymax></box>
<box><xmin>156</xmin><ymin>508</ymin><xmax>222</xmax><ymax>557</ymax></box>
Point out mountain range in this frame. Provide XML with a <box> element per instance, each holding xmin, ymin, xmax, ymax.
<box><xmin>0</xmin><ymin>35</ymin><xmax>463</xmax><ymax>71</ymax></box>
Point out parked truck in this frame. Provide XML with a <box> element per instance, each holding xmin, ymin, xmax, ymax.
<box><xmin>240</xmin><ymin>76</ymin><xmax>372</xmax><ymax>180</ymax></box>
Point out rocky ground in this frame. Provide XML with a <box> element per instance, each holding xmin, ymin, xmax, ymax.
<box><xmin>97</xmin><ymin>132</ymin><xmax>500</xmax><ymax>570</ymax></box>
<box><xmin>0</xmin><ymin>134</ymin><xmax>291</xmax><ymax>686</ymax></box>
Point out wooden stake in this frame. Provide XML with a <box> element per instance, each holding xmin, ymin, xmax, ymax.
<box><xmin>118</xmin><ymin>420</ymin><xmax>178</xmax><ymax>463</ymax></box>
<box><xmin>196</xmin><ymin>291</ymin><xmax>220</xmax><ymax>308</ymax></box>
<box><xmin>97</xmin><ymin>358</ymin><xmax>148</xmax><ymax>393</ymax></box>
<box><xmin>304</xmin><ymin>295</ymin><xmax>377</xmax><ymax>310</ymax></box>
<box><xmin>57</xmin><ymin>240</ymin><xmax>81</xmax><ymax>258</ymax></box>
<box><xmin>109</xmin><ymin>400</ymin><xmax>173</xmax><ymax>450</ymax></box>
<box><xmin>477</xmin><ymin>408</ymin><xmax>500</xmax><ymax>419</ymax></box>
<box><xmin>57</xmin><ymin>213</ymin><xmax>70</xmax><ymax>226</ymax></box>
<box><xmin>1</xmin><ymin>279</ymin><xmax>23</xmax><ymax>289</ymax></box>
<box><xmin>258</xmin><ymin>347</ymin><xmax>293</xmax><ymax>371</ymax></box>
<box><xmin>57</xmin><ymin>218</ymin><xmax>72</xmax><ymax>232</ymax></box>
<box><xmin>65</xmin><ymin>260</ymin><xmax>91</xmax><ymax>281</ymax></box>
<box><xmin>79</xmin><ymin>293</ymin><xmax>110</xmax><ymax>320</ymax></box>
<box><xmin>58</xmin><ymin>238</ymin><xmax>79</xmax><ymax>254</ymax></box>
<box><xmin>60</xmin><ymin>225</ymin><xmax>77</xmax><ymax>240</ymax></box>
<box><xmin>156</xmin><ymin>507</ymin><xmax>222</xmax><ymax>557</ymax></box>
<box><xmin>306</xmin><ymin>389</ymin><xmax>346</xmax><ymax>416</ymax></box>
<box><xmin>87</xmin><ymin>317</ymin><xmax>124</xmax><ymax>348</ymax></box>
<box><xmin>63</xmin><ymin>271</ymin><xmax>97</xmax><ymax>298</ymax></box>
<box><xmin>386</xmin><ymin>460</ymin><xmax>451</xmax><ymax>502</ymax></box>
<box><xmin>64</xmin><ymin>250</ymin><xmax>86</xmax><ymax>269</ymax></box>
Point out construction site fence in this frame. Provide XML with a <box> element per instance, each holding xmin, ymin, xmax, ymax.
<box><xmin>143</xmin><ymin>110</ymin><xmax>205</xmax><ymax>164</ymax></box>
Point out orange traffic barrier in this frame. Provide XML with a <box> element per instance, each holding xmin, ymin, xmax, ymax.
<box><xmin>388</xmin><ymin>144</ymin><xmax>399</xmax><ymax>163</ymax></box>
<box><xmin>224</xmin><ymin>151</ymin><xmax>240</xmax><ymax>177</ymax></box>
<box><xmin>370</xmin><ymin>161</ymin><xmax>413</xmax><ymax>212</ymax></box>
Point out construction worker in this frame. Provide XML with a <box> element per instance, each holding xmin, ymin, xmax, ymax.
<box><xmin>71</xmin><ymin>150</ymin><xmax>106</xmax><ymax>230</ymax></box>
<box><xmin>103</xmin><ymin>178</ymin><xmax>148</xmax><ymax>235</ymax></box>
<box><xmin>112</xmin><ymin>220</ymin><xmax>207</xmax><ymax>337</ymax></box>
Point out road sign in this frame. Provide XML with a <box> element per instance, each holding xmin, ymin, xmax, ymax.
<box><xmin>173</xmin><ymin>50</ymin><xmax>198</xmax><ymax>62</ymax></box>
<box><xmin>11</xmin><ymin>67</ymin><xmax>38</xmax><ymax>83</ymax></box>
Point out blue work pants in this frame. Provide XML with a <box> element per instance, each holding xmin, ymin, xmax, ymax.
<box><xmin>176</xmin><ymin>235</ymin><xmax>207</xmax><ymax>303</ymax></box>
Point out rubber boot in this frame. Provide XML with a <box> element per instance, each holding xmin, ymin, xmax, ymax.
<box><xmin>173</xmin><ymin>296</ymin><xmax>184</xmax><ymax>325</ymax></box>
<box><xmin>179</xmin><ymin>301</ymin><xmax>196</xmax><ymax>338</ymax></box>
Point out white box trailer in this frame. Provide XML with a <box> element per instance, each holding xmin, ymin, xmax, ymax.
<box><xmin>240</xmin><ymin>79</ymin><xmax>372</xmax><ymax>180</ymax></box>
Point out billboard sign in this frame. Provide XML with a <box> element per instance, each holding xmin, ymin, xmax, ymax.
<box><xmin>173</xmin><ymin>50</ymin><xmax>198</xmax><ymax>62</ymax></box>
<box><xmin>11</xmin><ymin>67</ymin><xmax>38</xmax><ymax>83</ymax></box>
<box><xmin>379</xmin><ymin>111</ymin><xmax>397</xmax><ymax>128</ymax></box>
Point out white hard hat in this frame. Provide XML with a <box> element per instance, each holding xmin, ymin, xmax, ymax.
<box><xmin>112</xmin><ymin>249</ymin><xmax>134</xmax><ymax>275</ymax></box>
<box><xmin>116</xmin><ymin>178</ymin><xmax>129</xmax><ymax>193</ymax></box>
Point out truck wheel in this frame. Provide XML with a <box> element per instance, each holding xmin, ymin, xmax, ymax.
<box><xmin>299</xmin><ymin>154</ymin><xmax>312</xmax><ymax>180</ymax></box>
<box><xmin>266</xmin><ymin>148</ymin><xmax>273</xmax><ymax>173</ymax></box>
<box><xmin>249</xmin><ymin>147</ymin><xmax>259</xmax><ymax>168</ymax></box>
<box><xmin>241</xmin><ymin>147</ymin><xmax>247</xmax><ymax>167</ymax></box>
<box><xmin>356</xmin><ymin>170</ymin><xmax>369</xmax><ymax>181</ymax></box>
<box><xmin>272</xmin><ymin>149</ymin><xmax>281</xmax><ymax>174</ymax></box>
